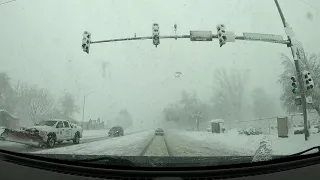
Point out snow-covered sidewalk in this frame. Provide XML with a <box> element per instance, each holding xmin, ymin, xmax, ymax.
<box><xmin>174</xmin><ymin>130</ymin><xmax>320</xmax><ymax>156</ymax></box>
<box><xmin>34</xmin><ymin>130</ymin><xmax>154</xmax><ymax>156</ymax></box>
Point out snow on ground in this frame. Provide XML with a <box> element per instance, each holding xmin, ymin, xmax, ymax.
<box><xmin>143</xmin><ymin>136</ymin><xmax>169</xmax><ymax>156</ymax></box>
<box><xmin>166</xmin><ymin>131</ymin><xmax>247</xmax><ymax>157</ymax></box>
<box><xmin>82</xmin><ymin>129</ymin><xmax>110</xmax><ymax>140</ymax></box>
<box><xmin>125</xmin><ymin>127</ymin><xmax>151</xmax><ymax>134</ymax></box>
<box><xmin>34</xmin><ymin>130</ymin><xmax>154</xmax><ymax>156</ymax></box>
<box><xmin>0</xmin><ymin>140</ymin><xmax>24</xmax><ymax>147</ymax></box>
<box><xmin>0</xmin><ymin>140</ymin><xmax>31</xmax><ymax>152</ymax></box>
<box><xmin>174</xmin><ymin>129</ymin><xmax>320</xmax><ymax>156</ymax></box>
<box><xmin>0</xmin><ymin>127</ymin><xmax>29</xmax><ymax>151</ymax></box>
<box><xmin>82</xmin><ymin>127</ymin><xmax>149</xmax><ymax>140</ymax></box>
<box><xmin>0</xmin><ymin>127</ymin><xmax>151</xmax><ymax>152</ymax></box>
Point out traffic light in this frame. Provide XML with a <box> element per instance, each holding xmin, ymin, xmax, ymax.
<box><xmin>216</xmin><ymin>24</ymin><xmax>226</xmax><ymax>47</ymax></box>
<box><xmin>291</xmin><ymin>76</ymin><xmax>298</xmax><ymax>94</ymax></box>
<box><xmin>152</xmin><ymin>23</ymin><xmax>160</xmax><ymax>47</ymax></box>
<box><xmin>82</xmin><ymin>31</ymin><xmax>91</xmax><ymax>54</ymax></box>
<box><xmin>303</xmin><ymin>70</ymin><xmax>314</xmax><ymax>90</ymax></box>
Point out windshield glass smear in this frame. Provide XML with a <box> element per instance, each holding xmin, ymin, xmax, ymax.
<box><xmin>0</xmin><ymin>0</ymin><xmax>320</xmax><ymax>167</ymax></box>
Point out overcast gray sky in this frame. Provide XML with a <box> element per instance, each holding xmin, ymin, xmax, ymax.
<box><xmin>0</xmin><ymin>0</ymin><xmax>320</xmax><ymax>128</ymax></box>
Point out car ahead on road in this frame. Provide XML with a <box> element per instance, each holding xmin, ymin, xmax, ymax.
<box><xmin>109</xmin><ymin>126</ymin><xmax>124</xmax><ymax>137</ymax></box>
<box><xmin>155</xmin><ymin>128</ymin><xmax>164</xmax><ymax>136</ymax></box>
<box><xmin>1</xmin><ymin>120</ymin><xmax>83</xmax><ymax>148</ymax></box>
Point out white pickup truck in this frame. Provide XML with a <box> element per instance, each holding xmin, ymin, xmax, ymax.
<box><xmin>4</xmin><ymin>119</ymin><xmax>83</xmax><ymax>148</ymax></box>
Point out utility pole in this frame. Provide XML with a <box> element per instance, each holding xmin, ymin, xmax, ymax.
<box><xmin>274</xmin><ymin>0</ymin><xmax>309</xmax><ymax>140</ymax></box>
<box><xmin>82</xmin><ymin>96</ymin><xmax>86</xmax><ymax>124</ymax></box>
<box><xmin>82</xmin><ymin>92</ymin><xmax>94</xmax><ymax>129</ymax></box>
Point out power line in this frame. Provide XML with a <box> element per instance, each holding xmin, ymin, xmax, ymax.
<box><xmin>296</xmin><ymin>0</ymin><xmax>320</xmax><ymax>13</ymax></box>
<box><xmin>0</xmin><ymin>0</ymin><xmax>16</xmax><ymax>6</ymax></box>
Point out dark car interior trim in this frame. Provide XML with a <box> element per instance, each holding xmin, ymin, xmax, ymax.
<box><xmin>1</xmin><ymin>149</ymin><xmax>320</xmax><ymax>178</ymax></box>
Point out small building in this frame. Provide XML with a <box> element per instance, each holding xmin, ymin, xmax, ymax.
<box><xmin>0</xmin><ymin>109</ymin><xmax>19</xmax><ymax>129</ymax></box>
<box><xmin>208</xmin><ymin>119</ymin><xmax>225</xmax><ymax>133</ymax></box>
<box><xmin>81</xmin><ymin>118</ymin><xmax>105</xmax><ymax>130</ymax></box>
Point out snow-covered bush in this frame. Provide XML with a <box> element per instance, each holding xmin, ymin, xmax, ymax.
<box><xmin>237</xmin><ymin>127</ymin><xmax>263</xmax><ymax>136</ymax></box>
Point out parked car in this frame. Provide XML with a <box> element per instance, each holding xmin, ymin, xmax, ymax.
<box><xmin>155</xmin><ymin>128</ymin><xmax>164</xmax><ymax>136</ymax></box>
<box><xmin>109</xmin><ymin>126</ymin><xmax>124</xmax><ymax>137</ymax></box>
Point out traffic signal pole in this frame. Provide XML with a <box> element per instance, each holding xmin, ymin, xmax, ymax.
<box><xmin>82</xmin><ymin>1</ymin><xmax>310</xmax><ymax>141</ymax></box>
<box><xmin>274</xmin><ymin>0</ymin><xmax>309</xmax><ymax>141</ymax></box>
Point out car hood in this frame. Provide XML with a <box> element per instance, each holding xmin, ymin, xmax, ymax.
<box><xmin>26</xmin><ymin>126</ymin><xmax>52</xmax><ymax>131</ymax></box>
<box><xmin>32</xmin><ymin>154</ymin><xmax>282</xmax><ymax>167</ymax></box>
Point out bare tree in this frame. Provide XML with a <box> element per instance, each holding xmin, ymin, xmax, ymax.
<box><xmin>252</xmin><ymin>87</ymin><xmax>276</xmax><ymax>118</ymax></box>
<box><xmin>14</xmin><ymin>83</ymin><xmax>55</xmax><ymax>124</ymax></box>
<box><xmin>212</xmin><ymin>68</ymin><xmax>250</xmax><ymax>122</ymax></box>
<box><xmin>162</xmin><ymin>91</ymin><xmax>210</xmax><ymax>131</ymax></box>
<box><xmin>0</xmin><ymin>72</ymin><xmax>16</xmax><ymax>112</ymax></box>
<box><xmin>60</xmin><ymin>92</ymin><xmax>79</xmax><ymax>117</ymax></box>
<box><xmin>278</xmin><ymin>52</ymin><xmax>320</xmax><ymax>116</ymax></box>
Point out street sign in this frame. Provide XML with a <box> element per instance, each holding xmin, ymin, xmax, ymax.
<box><xmin>295</xmin><ymin>96</ymin><xmax>302</xmax><ymax>106</ymax></box>
<box><xmin>243</xmin><ymin>33</ymin><xmax>283</xmax><ymax>42</ymax></box>
<box><xmin>306</xmin><ymin>96</ymin><xmax>313</xmax><ymax>104</ymax></box>
<box><xmin>284</xmin><ymin>23</ymin><xmax>295</xmax><ymax>37</ymax></box>
<box><xmin>225</xmin><ymin>31</ymin><xmax>235</xmax><ymax>42</ymax></box>
<box><xmin>190</xmin><ymin>31</ymin><xmax>213</xmax><ymax>41</ymax></box>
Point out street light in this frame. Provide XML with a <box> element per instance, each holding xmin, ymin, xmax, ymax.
<box><xmin>82</xmin><ymin>92</ymin><xmax>94</xmax><ymax>126</ymax></box>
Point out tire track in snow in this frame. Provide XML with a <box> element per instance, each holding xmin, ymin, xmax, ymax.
<box><xmin>164</xmin><ymin>135</ymin><xmax>173</xmax><ymax>156</ymax></box>
<box><xmin>140</xmin><ymin>135</ymin><xmax>173</xmax><ymax>156</ymax></box>
<box><xmin>140</xmin><ymin>135</ymin><xmax>155</xmax><ymax>156</ymax></box>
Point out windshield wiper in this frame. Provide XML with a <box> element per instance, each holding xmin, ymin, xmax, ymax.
<box><xmin>289</xmin><ymin>146</ymin><xmax>320</xmax><ymax>157</ymax></box>
<box><xmin>73</xmin><ymin>156</ymin><xmax>136</xmax><ymax>166</ymax></box>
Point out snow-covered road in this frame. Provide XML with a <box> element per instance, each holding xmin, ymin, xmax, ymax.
<box><xmin>0</xmin><ymin>134</ymin><xmax>113</xmax><ymax>153</ymax></box>
<box><xmin>0</xmin><ymin>129</ymin><xmax>150</xmax><ymax>153</ymax></box>
<box><xmin>34</xmin><ymin>130</ymin><xmax>154</xmax><ymax>156</ymax></box>
<box><xmin>3</xmin><ymin>128</ymin><xmax>315</xmax><ymax>157</ymax></box>
<box><xmin>0</xmin><ymin>129</ymin><xmax>260</xmax><ymax>157</ymax></box>
<box><xmin>142</xmin><ymin>136</ymin><xmax>170</xmax><ymax>156</ymax></box>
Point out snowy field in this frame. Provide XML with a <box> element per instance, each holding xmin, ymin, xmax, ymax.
<box><xmin>173</xmin><ymin>129</ymin><xmax>320</xmax><ymax>156</ymax></box>
<box><xmin>166</xmin><ymin>131</ymin><xmax>250</xmax><ymax>156</ymax></box>
<box><xmin>34</xmin><ymin>130</ymin><xmax>154</xmax><ymax>156</ymax></box>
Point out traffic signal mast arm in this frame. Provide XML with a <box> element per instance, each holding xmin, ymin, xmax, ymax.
<box><xmin>90</xmin><ymin>34</ymin><xmax>290</xmax><ymax>45</ymax></box>
<box><xmin>81</xmin><ymin>0</ymin><xmax>312</xmax><ymax>142</ymax></box>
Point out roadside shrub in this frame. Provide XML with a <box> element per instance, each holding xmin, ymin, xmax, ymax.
<box><xmin>238</xmin><ymin>127</ymin><xmax>263</xmax><ymax>136</ymax></box>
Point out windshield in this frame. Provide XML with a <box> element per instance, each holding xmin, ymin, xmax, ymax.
<box><xmin>1</xmin><ymin>0</ymin><xmax>320</xmax><ymax>167</ymax></box>
<box><xmin>37</xmin><ymin>121</ymin><xmax>57</xmax><ymax>127</ymax></box>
